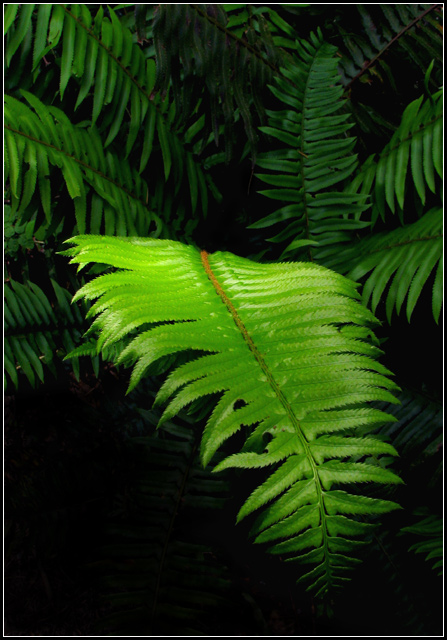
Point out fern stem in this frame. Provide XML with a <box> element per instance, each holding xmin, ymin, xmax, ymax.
<box><xmin>345</xmin><ymin>4</ymin><xmax>442</xmax><ymax>90</ymax></box>
<box><xmin>190</xmin><ymin>4</ymin><xmax>281</xmax><ymax>77</ymax></box>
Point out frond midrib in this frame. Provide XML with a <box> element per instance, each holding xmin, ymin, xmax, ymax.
<box><xmin>201</xmin><ymin>249</ymin><xmax>331</xmax><ymax>580</ymax></box>
<box><xmin>362</xmin><ymin>232</ymin><xmax>442</xmax><ymax>256</ymax></box>
<box><xmin>344</xmin><ymin>4</ymin><xmax>442</xmax><ymax>90</ymax></box>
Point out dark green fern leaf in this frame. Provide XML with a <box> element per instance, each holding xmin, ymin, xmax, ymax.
<box><xmin>329</xmin><ymin>207</ymin><xmax>443</xmax><ymax>324</ymax></box>
<box><xmin>63</xmin><ymin>234</ymin><xmax>402</xmax><ymax>597</ymax></box>
<box><xmin>349</xmin><ymin>91</ymin><xmax>443</xmax><ymax>225</ymax></box>
<box><xmin>400</xmin><ymin>512</ymin><xmax>443</xmax><ymax>575</ymax></box>
<box><xmin>252</xmin><ymin>29</ymin><xmax>369</xmax><ymax>262</ymax></box>
<box><xmin>149</xmin><ymin>4</ymin><xmax>289</xmax><ymax>163</ymax></box>
<box><xmin>4</xmin><ymin>4</ymin><xmax>214</xmax><ymax>219</ymax></box>
<box><xmin>338</xmin><ymin>4</ymin><xmax>443</xmax><ymax>91</ymax></box>
<box><xmin>4</xmin><ymin>91</ymin><xmax>164</xmax><ymax>237</ymax></box>
<box><xmin>4</xmin><ymin>278</ymin><xmax>86</xmax><ymax>389</ymax></box>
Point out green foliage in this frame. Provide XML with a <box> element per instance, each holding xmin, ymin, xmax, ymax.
<box><xmin>4</xmin><ymin>3</ymin><xmax>221</xmax><ymax>392</ymax></box>
<box><xmin>400</xmin><ymin>512</ymin><xmax>443</xmax><ymax>575</ymax></box>
<box><xmin>349</xmin><ymin>91</ymin><xmax>443</xmax><ymax>224</ymax></box>
<box><xmin>147</xmin><ymin>4</ymin><xmax>298</xmax><ymax>163</ymax></box>
<box><xmin>4</xmin><ymin>90</ymin><xmax>163</xmax><ymax>236</ymax></box>
<box><xmin>4</xmin><ymin>3</ymin><xmax>217</xmax><ymax>232</ymax></box>
<box><xmin>4</xmin><ymin>204</ymin><xmax>35</xmax><ymax>256</ymax></box>
<box><xmin>333</xmin><ymin>4</ymin><xmax>443</xmax><ymax>90</ymax></box>
<box><xmin>370</xmin><ymin>387</ymin><xmax>442</xmax><ymax>487</ymax></box>
<box><xmin>332</xmin><ymin>206</ymin><xmax>442</xmax><ymax>324</ymax></box>
<box><xmin>4</xmin><ymin>277</ymin><xmax>85</xmax><ymax>388</ymax></box>
<box><xmin>252</xmin><ymin>28</ymin><xmax>369</xmax><ymax>262</ymax></box>
<box><xmin>64</xmin><ymin>234</ymin><xmax>403</xmax><ymax>597</ymax></box>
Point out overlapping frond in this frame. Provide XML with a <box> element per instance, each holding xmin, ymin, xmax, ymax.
<box><xmin>4</xmin><ymin>278</ymin><xmax>85</xmax><ymax>389</ymax></box>
<box><xmin>336</xmin><ymin>4</ymin><xmax>443</xmax><ymax>90</ymax></box>
<box><xmin>4</xmin><ymin>3</ymin><xmax>214</xmax><ymax>217</ymax></box>
<box><xmin>5</xmin><ymin>4</ymin><xmax>155</xmax><ymax>147</ymax></box>
<box><xmin>64</xmin><ymin>235</ymin><xmax>402</xmax><ymax>596</ymax></box>
<box><xmin>370</xmin><ymin>388</ymin><xmax>442</xmax><ymax>483</ymax></box>
<box><xmin>4</xmin><ymin>92</ymin><xmax>162</xmax><ymax>236</ymax></box>
<box><xmin>328</xmin><ymin>207</ymin><xmax>442</xmax><ymax>324</ymax></box>
<box><xmin>251</xmin><ymin>29</ymin><xmax>369</xmax><ymax>262</ymax></box>
<box><xmin>149</xmin><ymin>4</ymin><xmax>292</xmax><ymax>163</ymax></box>
<box><xmin>350</xmin><ymin>91</ymin><xmax>443</xmax><ymax>225</ymax></box>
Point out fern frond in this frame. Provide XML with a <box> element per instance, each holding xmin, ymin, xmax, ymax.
<box><xmin>5</xmin><ymin>4</ymin><xmax>215</xmax><ymax>218</ymax></box>
<box><xmin>64</xmin><ymin>234</ymin><xmax>402</xmax><ymax>596</ymax></box>
<box><xmin>252</xmin><ymin>29</ymin><xmax>369</xmax><ymax>262</ymax></box>
<box><xmin>400</xmin><ymin>512</ymin><xmax>443</xmax><ymax>576</ymax></box>
<box><xmin>332</xmin><ymin>207</ymin><xmax>443</xmax><ymax>324</ymax></box>
<box><xmin>337</xmin><ymin>4</ymin><xmax>443</xmax><ymax>90</ymax></box>
<box><xmin>150</xmin><ymin>3</ymin><xmax>291</xmax><ymax>162</ymax></box>
<box><xmin>4</xmin><ymin>92</ymin><xmax>164</xmax><ymax>236</ymax></box>
<box><xmin>4</xmin><ymin>278</ymin><xmax>85</xmax><ymax>389</ymax></box>
<box><xmin>350</xmin><ymin>91</ymin><xmax>443</xmax><ymax>224</ymax></box>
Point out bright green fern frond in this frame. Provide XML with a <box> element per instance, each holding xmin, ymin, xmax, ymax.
<box><xmin>252</xmin><ymin>29</ymin><xmax>369</xmax><ymax>262</ymax></box>
<box><xmin>64</xmin><ymin>234</ymin><xmax>402</xmax><ymax>597</ymax></box>
<box><xmin>338</xmin><ymin>207</ymin><xmax>443</xmax><ymax>324</ymax></box>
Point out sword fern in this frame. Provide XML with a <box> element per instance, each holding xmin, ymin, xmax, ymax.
<box><xmin>64</xmin><ymin>235</ymin><xmax>402</xmax><ymax>596</ymax></box>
